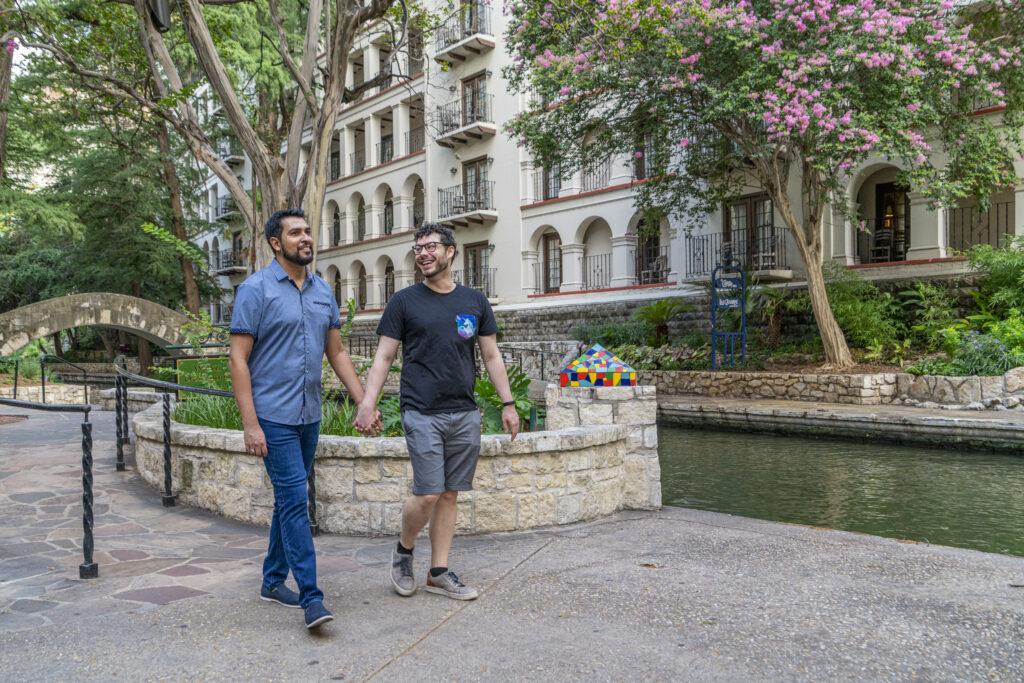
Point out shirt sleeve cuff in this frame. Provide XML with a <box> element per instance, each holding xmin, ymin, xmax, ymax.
<box><xmin>329</xmin><ymin>320</ymin><xmax>341</xmax><ymax>330</ymax></box>
<box><xmin>230</xmin><ymin>327</ymin><xmax>258</xmax><ymax>338</ymax></box>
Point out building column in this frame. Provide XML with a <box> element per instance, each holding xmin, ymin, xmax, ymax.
<box><xmin>1015</xmin><ymin>186</ymin><xmax>1024</xmax><ymax>238</ymax></box>
<box><xmin>365</xmin><ymin>43</ymin><xmax>380</xmax><ymax>80</ymax></box>
<box><xmin>521</xmin><ymin>249</ymin><xmax>539</xmax><ymax>295</ymax></box>
<box><xmin>395</xmin><ymin>101</ymin><xmax>410</xmax><ymax>155</ymax></box>
<box><xmin>560</xmin><ymin>243</ymin><xmax>585</xmax><ymax>292</ymax></box>
<box><xmin>610</xmin><ymin>235</ymin><xmax>636</xmax><ymax>287</ymax></box>
<box><xmin>366</xmin><ymin>115</ymin><xmax>380</xmax><ymax>167</ymax></box>
<box><xmin>905</xmin><ymin>191</ymin><xmax>943</xmax><ymax>260</ymax></box>
<box><xmin>344</xmin><ymin>126</ymin><xmax>356</xmax><ymax>175</ymax></box>
<box><xmin>394</xmin><ymin>196</ymin><xmax>413</xmax><ymax>231</ymax></box>
<box><xmin>339</xmin><ymin>210</ymin><xmax>352</xmax><ymax>244</ymax></box>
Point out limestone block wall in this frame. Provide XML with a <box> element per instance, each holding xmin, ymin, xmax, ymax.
<box><xmin>0</xmin><ymin>384</ymin><xmax>88</xmax><ymax>403</ymax></box>
<box><xmin>544</xmin><ymin>384</ymin><xmax>661</xmax><ymax>509</ymax></box>
<box><xmin>97</xmin><ymin>387</ymin><xmax>165</xmax><ymax>412</ymax></box>
<box><xmin>131</xmin><ymin>386</ymin><xmax>662</xmax><ymax>535</ymax></box>
<box><xmin>644</xmin><ymin>367</ymin><xmax>1024</xmax><ymax>410</ymax></box>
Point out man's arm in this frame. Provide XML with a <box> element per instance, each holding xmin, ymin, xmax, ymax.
<box><xmin>478</xmin><ymin>334</ymin><xmax>520</xmax><ymax>441</ymax></box>
<box><xmin>325</xmin><ymin>329</ymin><xmax>380</xmax><ymax>434</ymax></box>
<box><xmin>353</xmin><ymin>335</ymin><xmax>400</xmax><ymax>433</ymax></box>
<box><xmin>228</xmin><ymin>334</ymin><xmax>266</xmax><ymax>457</ymax></box>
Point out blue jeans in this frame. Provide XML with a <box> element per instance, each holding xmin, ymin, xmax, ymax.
<box><xmin>258</xmin><ymin>418</ymin><xmax>323</xmax><ymax>608</ymax></box>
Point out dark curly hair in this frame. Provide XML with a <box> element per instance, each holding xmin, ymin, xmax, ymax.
<box><xmin>413</xmin><ymin>223</ymin><xmax>456</xmax><ymax>254</ymax></box>
<box><xmin>265</xmin><ymin>208</ymin><xmax>306</xmax><ymax>248</ymax></box>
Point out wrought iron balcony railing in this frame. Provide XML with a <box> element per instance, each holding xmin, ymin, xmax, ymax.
<box><xmin>582</xmin><ymin>253</ymin><xmax>612</xmax><ymax>290</ymax></box>
<box><xmin>434</xmin><ymin>4</ymin><xmax>492</xmax><ymax>52</ymax></box>
<box><xmin>377</xmin><ymin>138</ymin><xmax>394</xmax><ymax>165</ymax></box>
<box><xmin>406</xmin><ymin>128</ymin><xmax>425</xmax><ymax>154</ymax></box>
<box><xmin>214</xmin><ymin>196</ymin><xmax>237</xmax><ymax>221</ymax></box>
<box><xmin>350</xmin><ymin>149</ymin><xmax>366</xmax><ymax>174</ymax></box>
<box><xmin>632</xmin><ymin>244</ymin><xmax>671</xmax><ymax>285</ymax></box>
<box><xmin>684</xmin><ymin>226</ymin><xmax>788</xmax><ymax>278</ymax></box>
<box><xmin>453</xmin><ymin>267</ymin><xmax>496</xmax><ymax>298</ymax></box>
<box><xmin>945</xmin><ymin>201</ymin><xmax>1013</xmax><ymax>252</ymax></box>
<box><xmin>533</xmin><ymin>171</ymin><xmax>561</xmax><ymax>201</ymax></box>
<box><xmin>438</xmin><ymin>180</ymin><xmax>495</xmax><ymax>219</ymax></box>
<box><xmin>214</xmin><ymin>248</ymin><xmax>246</xmax><ymax>271</ymax></box>
<box><xmin>581</xmin><ymin>158</ymin><xmax>612</xmax><ymax>192</ymax></box>
<box><xmin>436</xmin><ymin>94</ymin><xmax>494</xmax><ymax>136</ymax></box>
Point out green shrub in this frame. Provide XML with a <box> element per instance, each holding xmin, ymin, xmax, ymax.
<box><xmin>988</xmin><ymin>309</ymin><xmax>1024</xmax><ymax>355</ymax></box>
<box><xmin>797</xmin><ymin>263</ymin><xmax>906</xmax><ymax>348</ymax></box>
<box><xmin>965</xmin><ymin>236</ymin><xmax>1024</xmax><ymax>318</ymax></box>
<box><xmin>611</xmin><ymin>344</ymin><xmax>709</xmax><ymax>370</ymax></box>
<box><xmin>174</xmin><ymin>395</ymin><xmax>243</xmax><ymax>430</ymax></box>
<box><xmin>475</xmin><ymin>366</ymin><xmax>533</xmax><ymax>434</ymax></box>
<box><xmin>631</xmin><ymin>298</ymin><xmax>690</xmax><ymax>346</ymax></box>
<box><xmin>569</xmin><ymin>319</ymin><xmax>653</xmax><ymax>348</ymax></box>
<box><xmin>900</xmin><ymin>281</ymin><xmax>958</xmax><ymax>351</ymax></box>
<box><xmin>950</xmin><ymin>330</ymin><xmax>1024</xmax><ymax>376</ymax></box>
<box><xmin>906</xmin><ymin>357</ymin><xmax>956</xmax><ymax>376</ymax></box>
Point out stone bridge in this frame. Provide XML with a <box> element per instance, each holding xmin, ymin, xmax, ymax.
<box><xmin>0</xmin><ymin>293</ymin><xmax>193</xmax><ymax>356</ymax></box>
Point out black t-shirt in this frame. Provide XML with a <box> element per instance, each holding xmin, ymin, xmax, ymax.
<box><xmin>376</xmin><ymin>282</ymin><xmax>498</xmax><ymax>414</ymax></box>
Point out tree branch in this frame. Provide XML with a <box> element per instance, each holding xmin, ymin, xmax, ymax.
<box><xmin>264</xmin><ymin>0</ymin><xmax>320</xmax><ymax>115</ymax></box>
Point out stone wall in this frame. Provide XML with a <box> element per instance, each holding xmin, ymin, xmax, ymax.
<box><xmin>98</xmin><ymin>387</ymin><xmax>165</xmax><ymax>413</ymax></box>
<box><xmin>0</xmin><ymin>384</ymin><xmax>89</xmax><ymax>404</ymax></box>
<box><xmin>131</xmin><ymin>385</ymin><xmax>661</xmax><ymax>535</ymax></box>
<box><xmin>645</xmin><ymin>367</ymin><xmax>1024</xmax><ymax>410</ymax></box>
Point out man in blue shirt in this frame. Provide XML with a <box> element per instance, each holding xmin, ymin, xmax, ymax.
<box><xmin>229</xmin><ymin>208</ymin><xmax>376</xmax><ymax>629</ymax></box>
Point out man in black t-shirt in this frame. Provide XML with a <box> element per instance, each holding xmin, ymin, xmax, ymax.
<box><xmin>355</xmin><ymin>224</ymin><xmax>519</xmax><ymax>600</ymax></box>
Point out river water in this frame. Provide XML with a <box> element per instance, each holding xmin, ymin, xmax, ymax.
<box><xmin>658</xmin><ymin>424</ymin><xmax>1024</xmax><ymax>556</ymax></box>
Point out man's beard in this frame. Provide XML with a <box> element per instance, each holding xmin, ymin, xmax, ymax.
<box><xmin>420</xmin><ymin>255</ymin><xmax>449</xmax><ymax>278</ymax></box>
<box><xmin>282</xmin><ymin>243</ymin><xmax>313</xmax><ymax>266</ymax></box>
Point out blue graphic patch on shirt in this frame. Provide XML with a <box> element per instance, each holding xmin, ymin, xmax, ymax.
<box><xmin>456</xmin><ymin>314</ymin><xmax>477</xmax><ymax>340</ymax></box>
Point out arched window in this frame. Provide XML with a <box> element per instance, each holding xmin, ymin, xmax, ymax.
<box><xmin>332</xmin><ymin>208</ymin><xmax>341</xmax><ymax>246</ymax></box>
<box><xmin>384</xmin><ymin>264</ymin><xmax>395</xmax><ymax>303</ymax></box>
<box><xmin>383</xmin><ymin>190</ymin><xmax>394</xmax><ymax>235</ymax></box>
<box><xmin>334</xmin><ymin>271</ymin><xmax>342</xmax><ymax>305</ymax></box>
<box><xmin>412</xmin><ymin>180</ymin><xmax>425</xmax><ymax>228</ymax></box>
<box><xmin>357</xmin><ymin>200</ymin><xmax>366</xmax><ymax>241</ymax></box>
<box><xmin>357</xmin><ymin>267</ymin><xmax>367</xmax><ymax>309</ymax></box>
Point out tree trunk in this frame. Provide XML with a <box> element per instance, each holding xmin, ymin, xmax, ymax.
<box><xmin>131</xmin><ymin>282</ymin><xmax>153</xmax><ymax>375</ymax></box>
<box><xmin>155</xmin><ymin>122</ymin><xmax>202</xmax><ymax>315</ymax></box>
<box><xmin>0</xmin><ymin>48</ymin><xmax>11</xmax><ymax>185</ymax></box>
<box><xmin>96</xmin><ymin>329</ymin><xmax>116</xmax><ymax>360</ymax></box>
<box><xmin>51</xmin><ymin>332</ymin><xmax>62</xmax><ymax>357</ymax></box>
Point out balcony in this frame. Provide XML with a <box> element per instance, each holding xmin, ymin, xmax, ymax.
<box><xmin>438</xmin><ymin>180</ymin><xmax>497</xmax><ymax>226</ymax></box>
<box><xmin>434</xmin><ymin>4</ymin><xmax>494</xmax><ymax>64</ymax></box>
<box><xmin>377</xmin><ymin>138</ymin><xmax>394</xmax><ymax>165</ymax></box>
<box><xmin>214</xmin><ymin>196</ymin><xmax>238</xmax><ymax>222</ymax></box>
<box><xmin>435</xmin><ymin>94</ymin><xmax>495</xmax><ymax>147</ymax></box>
<box><xmin>581</xmin><ymin>158</ymin><xmax>613</xmax><ymax>193</ymax></box>
<box><xmin>533</xmin><ymin>171</ymin><xmax>561</xmax><ymax>201</ymax></box>
<box><xmin>213</xmin><ymin>249</ymin><xmax>246</xmax><ymax>274</ymax></box>
<box><xmin>330</xmin><ymin>152</ymin><xmax>341</xmax><ymax>181</ymax></box>
<box><xmin>406</xmin><ymin>128</ymin><xmax>425</xmax><ymax>154</ymax></box>
<box><xmin>453</xmin><ymin>267</ymin><xmax>496</xmax><ymax>298</ymax></box>
<box><xmin>946</xmin><ymin>201</ymin><xmax>1013</xmax><ymax>252</ymax></box>
<box><xmin>350</xmin><ymin>149</ymin><xmax>366</xmax><ymax>174</ymax></box>
<box><xmin>215</xmin><ymin>138</ymin><xmax>244</xmax><ymax>166</ymax></box>
<box><xmin>582</xmin><ymin>253</ymin><xmax>612</xmax><ymax>290</ymax></box>
<box><xmin>684</xmin><ymin>226</ymin><xmax>791</xmax><ymax>280</ymax></box>
<box><xmin>856</xmin><ymin>216</ymin><xmax>908</xmax><ymax>264</ymax></box>
<box><xmin>632</xmin><ymin>244</ymin><xmax>672</xmax><ymax>285</ymax></box>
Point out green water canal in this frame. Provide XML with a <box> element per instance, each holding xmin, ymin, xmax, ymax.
<box><xmin>658</xmin><ymin>424</ymin><xmax>1024</xmax><ymax>556</ymax></box>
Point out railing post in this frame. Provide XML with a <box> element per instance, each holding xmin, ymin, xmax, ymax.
<box><xmin>114</xmin><ymin>375</ymin><xmax>126</xmax><ymax>471</ymax></box>
<box><xmin>79</xmin><ymin>416</ymin><xmax>98</xmax><ymax>579</ymax></box>
<box><xmin>40</xmin><ymin>356</ymin><xmax>46</xmax><ymax>404</ymax></box>
<box><xmin>83</xmin><ymin>370</ymin><xmax>88</xmax><ymax>406</ymax></box>
<box><xmin>12</xmin><ymin>359</ymin><xmax>18</xmax><ymax>399</ymax></box>
<box><xmin>307</xmin><ymin>467</ymin><xmax>320</xmax><ymax>537</ymax></box>
<box><xmin>120</xmin><ymin>374</ymin><xmax>130</xmax><ymax>448</ymax></box>
<box><xmin>161</xmin><ymin>394</ymin><xmax>176</xmax><ymax>507</ymax></box>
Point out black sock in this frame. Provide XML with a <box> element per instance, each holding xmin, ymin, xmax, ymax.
<box><xmin>429</xmin><ymin>566</ymin><xmax>448</xmax><ymax>577</ymax></box>
<box><xmin>396</xmin><ymin>541</ymin><xmax>413</xmax><ymax>556</ymax></box>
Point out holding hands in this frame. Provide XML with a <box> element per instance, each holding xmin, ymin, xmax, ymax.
<box><xmin>354</xmin><ymin>402</ymin><xmax>383</xmax><ymax>437</ymax></box>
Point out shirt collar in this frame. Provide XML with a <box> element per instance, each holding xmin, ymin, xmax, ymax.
<box><xmin>269</xmin><ymin>258</ymin><xmax>312</xmax><ymax>286</ymax></box>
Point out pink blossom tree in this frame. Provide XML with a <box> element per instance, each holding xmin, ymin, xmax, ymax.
<box><xmin>505</xmin><ymin>0</ymin><xmax>1024</xmax><ymax>368</ymax></box>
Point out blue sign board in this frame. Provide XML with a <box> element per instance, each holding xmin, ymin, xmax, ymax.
<box><xmin>710</xmin><ymin>265</ymin><xmax>746</xmax><ymax>370</ymax></box>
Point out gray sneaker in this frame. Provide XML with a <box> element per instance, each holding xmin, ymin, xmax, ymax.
<box><xmin>391</xmin><ymin>549</ymin><xmax>416</xmax><ymax>597</ymax></box>
<box><xmin>425</xmin><ymin>570</ymin><xmax>478</xmax><ymax>600</ymax></box>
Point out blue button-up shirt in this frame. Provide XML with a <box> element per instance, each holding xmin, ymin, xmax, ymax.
<box><xmin>230</xmin><ymin>259</ymin><xmax>341</xmax><ymax>425</ymax></box>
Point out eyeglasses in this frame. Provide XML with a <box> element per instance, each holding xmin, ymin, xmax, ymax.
<box><xmin>411</xmin><ymin>241</ymin><xmax>445</xmax><ymax>255</ymax></box>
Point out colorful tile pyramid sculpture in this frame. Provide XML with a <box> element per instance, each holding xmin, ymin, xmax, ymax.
<box><xmin>559</xmin><ymin>344</ymin><xmax>637</xmax><ymax>387</ymax></box>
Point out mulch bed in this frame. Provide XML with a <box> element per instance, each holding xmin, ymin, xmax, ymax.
<box><xmin>0</xmin><ymin>415</ymin><xmax>28</xmax><ymax>425</ymax></box>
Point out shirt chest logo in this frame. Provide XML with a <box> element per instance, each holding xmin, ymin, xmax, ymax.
<box><xmin>456</xmin><ymin>315</ymin><xmax>477</xmax><ymax>340</ymax></box>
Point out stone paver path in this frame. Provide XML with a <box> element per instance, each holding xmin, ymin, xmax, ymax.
<box><xmin>2</xmin><ymin>405</ymin><xmax>1024</xmax><ymax>681</ymax></box>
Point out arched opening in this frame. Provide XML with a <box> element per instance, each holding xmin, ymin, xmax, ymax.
<box><xmin>632</xmin><ymin>214</ymin><xmax>670</xmax><ymax>284</ymax></box>
<box><xmin>384</xmin><ymin>263</ymin><xmax>395</xmax><ymax>303</ymax></box>
<box><xmin>383</xmin><ymin>189</ymin><xmax>394</xmax><ymax>235</ymax></box>
<box><xmin>332</xmin><ymin>206</ymin><xmax>342</xmax><ymax>246</ymax></box>
<box><xmin>357</xmin><ymin>265</ymin><xmax>367</xmax><ymax>309</ymax></box>
<box><xmin>334</xmin><ymin>271</ymin><xmax>342</xmax><ymax>305</ymax></box>
<box><xmin>854</xmin><ymin>167</ymin><xmax>908</xmax><ymax>264</ymax></box>
<box><xmin>412</xmin><ymin>180</ymin><xmax>425</xmax><ymax>228</ymax></box>
<box><xmin>580</xmin><ymin>218</ymin><xmax>613</xmax><ymax>290</ymax></box>
<box><xmin>357</xmin><ymin>199</ymin><xmax>367</xmax><ymax>242</ymax></box>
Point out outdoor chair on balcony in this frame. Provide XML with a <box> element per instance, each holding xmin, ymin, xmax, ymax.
<box><xmin>756</xmin><ymin>236</ymin><xmax>778</xmax><ymax>270</ymax></box>
<box><xmin>870</xmin><ymin>228</ymin><xmax>893</xmax><ymax>263</ymax></box>
<box><xmin>640</xmin><ymin>258</ymin><xmax>668</xmax><ymax>284</ymax></box>
<box><xmin>451</xmin><ymin>195</ymin><xmax>467</xmax><ymax>214</ymax></box>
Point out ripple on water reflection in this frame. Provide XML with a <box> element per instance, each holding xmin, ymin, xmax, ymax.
<box><xmin>658</xmin><ymin>424</ymin><xmax>1024</xmax><ymax>556</ymax></box>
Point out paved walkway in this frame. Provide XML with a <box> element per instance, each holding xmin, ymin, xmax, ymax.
<box><xmin>2</xmin><ymin>405</ymin><xmax>1024</xmax><ymax>681</ymax></box>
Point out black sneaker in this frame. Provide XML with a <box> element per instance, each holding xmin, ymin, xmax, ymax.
<box><xmin>304</xmin><ymin>601</ymin><xmax>334</xmax><ymax>629</ymax></box>
<box><xmin>260</xmin><ymin>583</ymin><xmax>301</xmax><ymax>608</ymax></box>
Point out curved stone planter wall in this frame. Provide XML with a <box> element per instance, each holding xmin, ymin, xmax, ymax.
<box><xmin>641</xmin><ymin>367</ymin><xmax>1024</xmax><ymax>410</ymax></box>
<box><xmin>131</xmin><ymin>385</ymin><xmax>661</xmax><ymax>535</ymax></box>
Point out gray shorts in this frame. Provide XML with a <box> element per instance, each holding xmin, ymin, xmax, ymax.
<box><xmin>401</xmin><ymin>409</ymin><xmax>482</xmax><ymax>495</ymax></box>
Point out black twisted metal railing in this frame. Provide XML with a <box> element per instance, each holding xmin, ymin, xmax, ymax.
<box><xmin>112</xmin><ymin>359</ymin><xmax>322</xmax><ymax>535</ymax></box>
<box><xmin>0</xmin><ymin>397</ymin><xmax>98</xmax><ymax>579</ymax></box>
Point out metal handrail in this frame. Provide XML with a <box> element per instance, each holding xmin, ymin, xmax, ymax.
<box><xmin>40</xmin><ymin>354</ymin><xmax>90</xmax><ymax>405</ymax></box>
<box><xmin>0</xmin><ymin>396</ymin><xmax>98</xmax><ymax>579</ymax></box>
